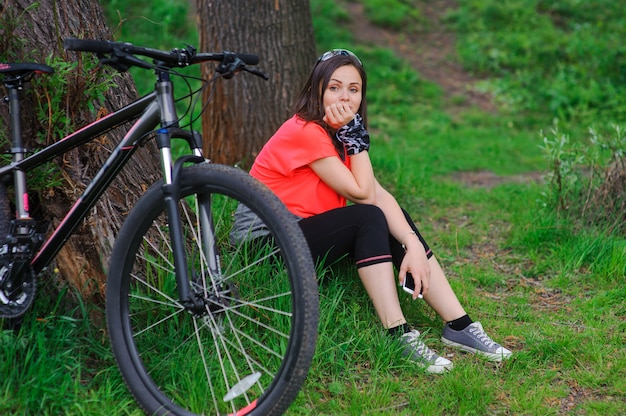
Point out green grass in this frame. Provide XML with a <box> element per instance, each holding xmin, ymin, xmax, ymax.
<box><xmin>0</xmin><ymin>283</ymin><xmax>142</xmax><ymax>415</ymax></box>
<box><xmin>3</xmin><ymin>0</ymin><xmax>625</xmax><ymax>414</ymax></box>
<box><xmin>298</xmin><ymin>1</ymin><xmax>625</xmax><ymax>414</ymax></box>
<box><xmin>361</xmin><ymin>0</ymin><xmax>423</xmax><ymax>31</ymax></box>
<box><xmin>446</xmin><ymin>0</ymin><xmax>626</xmax><ymax>124</ymax></box>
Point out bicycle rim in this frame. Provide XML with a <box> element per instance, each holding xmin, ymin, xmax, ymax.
<box><xmin>107</xmin><ymin>164</ymin><xmax>318</xmax><ymax>415</ymax></box>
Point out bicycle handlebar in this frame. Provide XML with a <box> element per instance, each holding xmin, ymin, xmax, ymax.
<box><xmin>62</xmin><ymin>38</ymin><xmax>260</xmax><ymax>68</ymax></box>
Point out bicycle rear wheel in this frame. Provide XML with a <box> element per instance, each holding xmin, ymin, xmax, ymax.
<box><xmin>106</xmin><ymin>163</ymin><xmax>319</xmax><ymax>416</ymax></box>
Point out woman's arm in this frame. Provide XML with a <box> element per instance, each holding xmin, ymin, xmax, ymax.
<box><xmin>312</xmin><ymin>154</ymin><xmax>431</xmax><ymax>296</ymax></box>
<box><xmin>311</xmin><ymin>147</ymin><xmax>430</xmax><ymax>296</ymax></box>
<box><xmin>374</xmin><ymin>181</ymin><xmax>431</xmax><ymax>297</ymax></box>
<box><xmin>309</xmin><ymin>152</ymin><xmax>376</xmax><ymax>204</ymax></box>
<box><xmin>314</xmin><ymin>105</ymin><xmax>431</xmax><ymax>295</ymax></box>
<box><xmin>311</xmin><ymin>105</ymin><xmax>376</xmax><ymax>203</ymax></box>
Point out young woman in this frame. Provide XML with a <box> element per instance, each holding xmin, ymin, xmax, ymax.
<box><xmin>233</xmin><ymin>49</ymin><xmax>511</xmax><ymax>373</ymax></box>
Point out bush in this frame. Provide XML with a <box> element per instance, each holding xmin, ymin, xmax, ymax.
<box><xmin>446</xmin><ymin>0</ymin><xmax>626</xmax><ymax>123</ymax></box>
<box><xmin>540</xmin><ymin>124</ymin><xmax>626</xmax><ymax>233</ymax></box>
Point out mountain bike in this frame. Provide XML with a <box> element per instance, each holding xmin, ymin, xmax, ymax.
<box><xmin>0</xmin><ymin>38</ymin><xmax>319</xmax><ymax>416</ymax></box>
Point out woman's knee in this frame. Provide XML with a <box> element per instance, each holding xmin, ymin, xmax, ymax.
<box><xmin>351</xmin><ymin>204</ymin><xmax>387</xmax><ymax>227</ymax></box>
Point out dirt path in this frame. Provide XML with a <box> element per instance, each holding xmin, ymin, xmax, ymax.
<box><xmin>346</xmin><ymin>0</ymin><xmax>495</xmax><ymax>112</ymax></box>
<box><xmin>346</xmin><ymin>6</ymin><xmax>615</xmax><ymax>411</ymax></box>
<box><xmin>346</xmin><ymin>1</ymin><xmax>546</xmax><ymax>188</ymax></box>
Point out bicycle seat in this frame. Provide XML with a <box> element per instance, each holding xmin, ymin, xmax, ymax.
<box><xmin>0</xmin><ymin>62</ymin><xmax>54</xmax><ymax>76</ymax></box>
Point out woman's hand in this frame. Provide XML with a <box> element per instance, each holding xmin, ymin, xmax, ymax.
<box><xmin>323</xmin><ymin>102</ymin><xmax>356</xmax><ymax>129</ymax></box>
<box><xmin>398</xmin><ymin>239</ymin><xmax>431</xmax><ymax>300</ymax></box>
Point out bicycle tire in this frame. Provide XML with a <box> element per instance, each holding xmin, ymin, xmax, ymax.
<box><xmin>107</xmin><ymin>163</ymin><xmax>319</xmax><ymax>416</ymax></box>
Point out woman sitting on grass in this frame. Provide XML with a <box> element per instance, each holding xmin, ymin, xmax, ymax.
<box><xmin>233</xmin><ymin>49</ymin><xmax>512</xmax><ymax>373</ymax></box>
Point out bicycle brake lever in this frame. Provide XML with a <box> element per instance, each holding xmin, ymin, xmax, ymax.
<box><xmin>216</xmin><ymin>62</ymin><xmax>269</xmax><ymax>81</ymax></box>
<box><xmin>97</xmin><ymin>50</ymin><xmax>152</xmax><ymax>72</ymax></box>
<box><xmin>242</xmin><ymin>67</ymin><xmax>269</xmax><ymax>81</ymax></box>
<box><xmin>98</xmin><ymin>57</ymin><xmax>131</xmax><ymax>72</ymax></box>
<box><xmin>216</xmin><ymin>54</ymin><xmax>243</xmax><ymax>79</ymax></box>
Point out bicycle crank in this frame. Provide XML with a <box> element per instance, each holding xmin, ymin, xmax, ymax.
<box><xmin>0</xmin><ymin>219</ymin><xmax>43</xmax><ymax>319</ymax></box>
<box><xmin>0</xmin><ymin>258</ymin><xmax>36</xmax><ymax>319</ymax></box>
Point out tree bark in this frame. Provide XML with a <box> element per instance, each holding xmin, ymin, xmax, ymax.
<box><xmin>0</xmin><ymin>0</ymin><xmax>160</xmax><ymax>298</ymax></box>
<box><xmin>196</xmin><ymin>0</ymin><xmax>316</xmax><ymax>167</ymax></box>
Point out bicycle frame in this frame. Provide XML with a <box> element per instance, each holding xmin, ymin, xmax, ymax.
<box><xmin>0</xmin><ymin>92</ymin><xmax>156</xmax><ymax>274</ymax></box>
<box><xmin>1</xmin><ymin>43</ymin><xmax>319</xmax><ymax>416</ymax></box>
<box><xmin>1</xmin><ymin>70</ymin><xmax>205</xmax><ymax>283</ymax></box>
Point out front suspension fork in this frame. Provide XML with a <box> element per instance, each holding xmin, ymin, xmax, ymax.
<box><xmin>157</xmin><ymin>129</ymin><xmax>220</xmax><ymax>312</ymax></box>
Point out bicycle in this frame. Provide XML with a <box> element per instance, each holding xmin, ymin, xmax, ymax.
<box><xmin>0</xmin><ymin>38</ymin><xmax>319</xmax><ymax>416</ymax></box>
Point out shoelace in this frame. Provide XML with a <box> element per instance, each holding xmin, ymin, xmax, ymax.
<box><xmin>469</xmin><ymin>324</ymin><xmax>497</xmax><ymax>349</ymax></box>
<box><xmin>403</xmin><ymin>332</ymin><xmax>438</xmax><ymax>363</ymax></box>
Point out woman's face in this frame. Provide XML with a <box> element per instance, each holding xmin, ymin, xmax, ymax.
<box><xmin>322</xmin><ymin>65</ymin><xmax>363</xmax><ymax>116</ymax></box>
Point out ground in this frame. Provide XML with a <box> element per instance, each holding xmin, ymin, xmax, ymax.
<box><xmin>346</xmin><ymin>0</ymin><xmax>543</xmax><ymax>188</ymax></box>
<box><xmin>346</xmin><ymin>0</ymin><xmax>495</xmax><ymax>112</ymax></box>
<box><xmin>346</xmin><ymin>5</ymin><xmax>618</xmax><ymax>411</ymax></box>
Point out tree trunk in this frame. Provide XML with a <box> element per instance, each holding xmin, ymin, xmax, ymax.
<box><xmin>0</xmin><ymin>0</ymin><xmax>160</xmax><ymax>299</ymax></box>
<box><xmin>196</xmin><ymin>0</ymin><xmax>316</xmax><ymax>167</ymax></box>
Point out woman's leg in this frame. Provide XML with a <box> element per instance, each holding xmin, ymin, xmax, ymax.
<box><xmin>299</xmin><ymin>205</ymin><xmax>454</xmax><ymax>372</ymax></box>
<box><xmin>360</xmin><ymin>255</ymin><xmax>467</xmax><ymax>327</ymax></box>
<box><xmin>389</xmin><ymin>209</ymin><xmax>466</xmax><ymax>322</ymax></box>
<box><xmin>299</xmin><ymin>205</ymin><xmax>407</xmax><ymax>328</ymax></box>
<box><xmin>357</xmin><ymin>262</ymin><xmax>406</xmax><ymax>328</ymax></box>
<box><xmin>389</xmin><ymin>209</ymin><xmax>512</xmax><ymax>361</ymax></box>
<box><xmin>423</xmin><ymin>256</ymin><xmax>466</xmax><ymax>322</ymax></box>
<box><xmin>298</xmin><ymin>204</ymin><xmax>394</xmax><ymax>268</ymax></box>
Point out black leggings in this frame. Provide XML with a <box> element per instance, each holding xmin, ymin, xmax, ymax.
<box><xmin>297</xmin><ymin>204</ymin><xmax>432</xmax><ymax>270</ymax></box>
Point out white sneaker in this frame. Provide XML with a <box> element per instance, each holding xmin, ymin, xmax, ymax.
<box><xmin>400</xmin><ymin>329</ymin><xmax>453</xmax><ymax>374</ymax></box>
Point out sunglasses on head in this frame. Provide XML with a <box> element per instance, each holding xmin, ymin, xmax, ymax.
<box><xmin>317</xmin><ymin>49</ymin><xmax>362</xmax><ymax>66</ymax></box>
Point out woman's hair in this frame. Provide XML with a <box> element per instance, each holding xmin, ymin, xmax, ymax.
<box><xmin>294</xmin><ymin>53</ymin><xmax>368</xmax><ymax>132</ymax></box>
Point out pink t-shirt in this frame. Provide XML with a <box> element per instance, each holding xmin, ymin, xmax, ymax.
<box><xmin>250</xmin><ymin>116</ymin><xmax>350</xmax><ymax>218</ymax></box>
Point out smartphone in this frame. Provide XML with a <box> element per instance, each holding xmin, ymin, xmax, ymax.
<box><xmin>402</xmin><ymin>272</ymin><xmax>423</xmax><ymax>298</ymax></box>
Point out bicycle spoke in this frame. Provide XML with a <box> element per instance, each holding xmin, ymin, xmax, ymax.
<box><xmin>107</xmin><ymin>164</ymin><xmax>317</xmax><ymax>415</ymax></box>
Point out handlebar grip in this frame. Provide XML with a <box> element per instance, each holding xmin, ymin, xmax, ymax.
<box><xmin>236</xmin><ymin>53</ymin><xmax>260</xmax><ymax>66</ymax></box>
<box><xmin>63</xmin><ymin>38</ymin><xmax>115</xmax><ymax>54</ymax></box>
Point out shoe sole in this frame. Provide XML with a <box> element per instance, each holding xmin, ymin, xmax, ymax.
<box><xmin>426</xmin><ymin>362</ymin><xmax>453</xmax><ymax>374</ymax></box>
<box><xmin>441</xmin><ymin>337</ymin><xmax>511</xmax><ymax>362</ymax></box>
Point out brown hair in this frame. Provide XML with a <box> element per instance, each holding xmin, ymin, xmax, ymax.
<box><xmin>294</xmin><ymin>54</ymin><xmax>368</xmax><ymax>134</ymax></box>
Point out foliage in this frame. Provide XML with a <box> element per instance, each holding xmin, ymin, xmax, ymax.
<box><xmin>33</xmin><ymin>55</ymin><xmax>115</xmax><ymax>144</ymax></box>
<box><xmin>101</xmin><ymin>0</ymin><xmax>199</xmax><ymax>95</ymax></box>
<box><xmin>446</xmin><ymin>0</ymin><xmax>626</xmax><ymax>124</ymax></box>
<box><xmin>1</xmin><ymin>0</ymin><xmax>624</xmax><ymax>414</ymax></box>
<box><xmin>0</xmin><ymin>281</ymin><xmax>142</xmax><ymax>415</ymax></box>
<box><xmin>361</xmin><ymin>0</ymin><xmax>423</xmax><ymax>30</ymax></box>
<box><xmin>447</xmin><ymin>0</ymin><xmax>626</xmax><ymax>235</ymax></box>
<box><xmin>0</xmin><ymin>2</ymin><xmax>35</xmax><ymax>60</ymax></box>
<box><xmin>311</xmin><ymin>0</ymin><xmax>355</xmax><ymax>48</ymax></box>
<box><xmin>540</xmin><ymin>124</ymin><xmax>626</xmax><ymax>233</ymax></box>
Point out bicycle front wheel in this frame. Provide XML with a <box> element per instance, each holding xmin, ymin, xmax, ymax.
<box><xmin>106</xmin><ymin>163</ymin><xmax>319</xmax><ymax>416</ymax></box>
